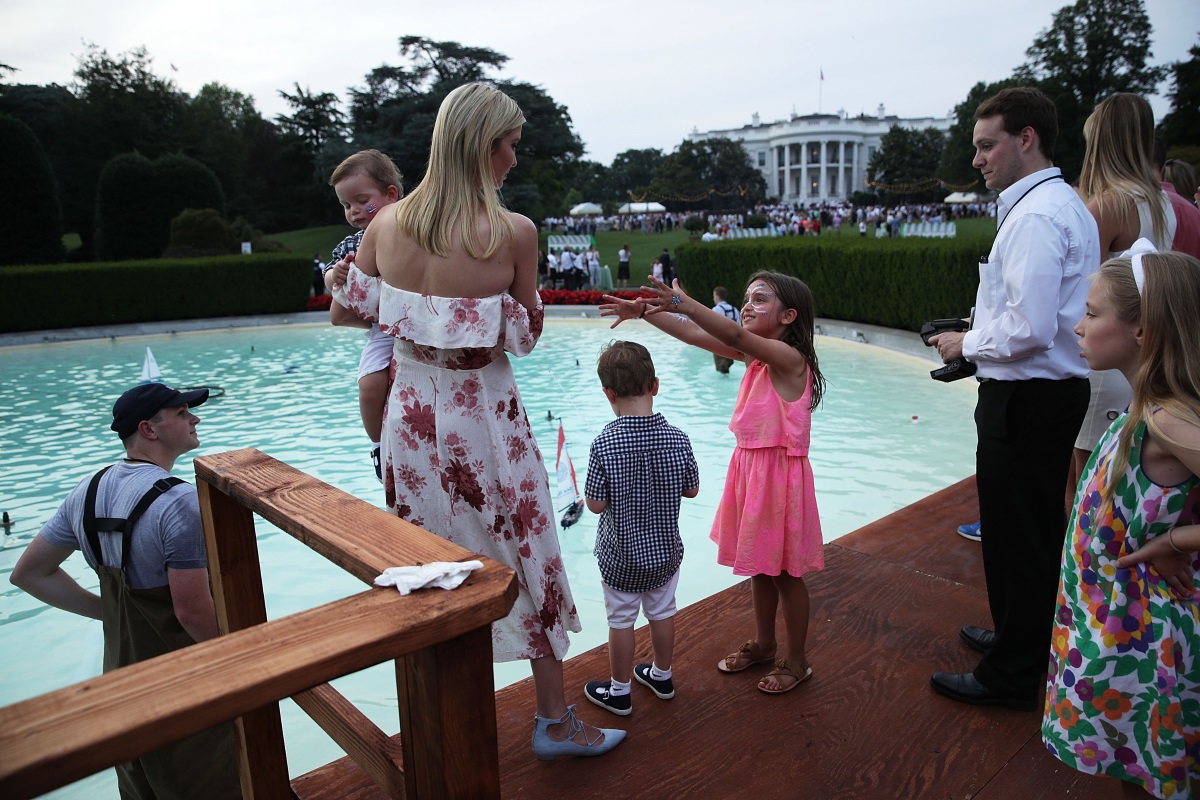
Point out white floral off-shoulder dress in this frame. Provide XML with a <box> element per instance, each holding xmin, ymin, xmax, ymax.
<box><xmin>336</xmin><ymin>270</ymin><xmax>580</xmax><ymax>661</ymax></box>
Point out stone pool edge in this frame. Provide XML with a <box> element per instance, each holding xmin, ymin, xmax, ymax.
<box><xmin>1</xmin><ymin>308</ymin><xmax>944</xmax><ymax>364</ymax></box>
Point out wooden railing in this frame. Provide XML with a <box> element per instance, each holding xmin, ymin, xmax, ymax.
<box><xmin>0</xmin><ymin>448</ymin><xmax>517</xmax><ymax>799</ymax></box>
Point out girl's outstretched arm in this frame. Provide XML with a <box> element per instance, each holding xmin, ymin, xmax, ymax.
<box><xmin>598</xmin><ymin>290</ymin><xmax>741</xmax><ymax>359</ymax></box>
<box><xmin>640</xmin><ymin>277</ymin><xmax>809</xmax><ymax>379</ymax></box>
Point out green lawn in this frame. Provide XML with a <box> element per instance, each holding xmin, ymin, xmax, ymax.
<box><xmin>587</xmin><ymin>228</ymin><xmax>693</xmax><ymax>278</ymax></box>
<box><xmin>263</xmin><ymin>215</ymin><xmax>995</xmax><ymax>275</ymax></box>
<box><xmin>268</xmin><ymin>224</ymin><xmax>355</xmax><ymax>261</ymax></box>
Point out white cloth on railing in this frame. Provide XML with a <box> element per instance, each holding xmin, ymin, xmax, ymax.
<box><xmin>374</xmin><ymin>560</ymin><xmax>485</xmax><ymax>595</ymax></box>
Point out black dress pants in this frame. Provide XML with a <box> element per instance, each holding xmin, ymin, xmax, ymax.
<box><xmin>972</xmin><ymin>376</ymin><xmax>1089</xmax><ymax>698</ymax></box>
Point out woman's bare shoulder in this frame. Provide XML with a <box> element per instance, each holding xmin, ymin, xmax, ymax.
<box><xmin>508</xmin><ymin>211</ymin><xmax>536</xmax><ymax>235</ymax></box>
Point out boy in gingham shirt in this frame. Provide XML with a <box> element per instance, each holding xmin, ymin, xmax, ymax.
<box><xmin>583</xmin><ymin>341</ymin><xmax>699</xmax><ymax>715</ymax></box>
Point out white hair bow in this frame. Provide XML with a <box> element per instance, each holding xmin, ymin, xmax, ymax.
<box><xmin>1120</xmin><ymin>238</ymin><xmax>1158</xmax><ymax>295</ymax></box>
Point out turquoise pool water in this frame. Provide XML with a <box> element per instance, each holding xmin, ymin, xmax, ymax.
<box><xmin>0</xmin><ymin>319</ymin><xmax>977</xmax><ymax>796</ymax></box>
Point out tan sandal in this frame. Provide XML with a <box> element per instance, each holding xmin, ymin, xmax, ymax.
<box><xmin>757</xmin><ymin>658</ymin><xmax>813</xmax><ymax>694</ymax></box>
<box><xmin>717</xmin><ymin>640</ymin><xmax>777</xmax><ymax>673</ymax></box>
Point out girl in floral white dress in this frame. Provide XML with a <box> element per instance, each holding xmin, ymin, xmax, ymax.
<box><xmin>1043</xmin><ymin>246</ymin><xmax>1200</xmax><ymax>798</ymax></box>
<box><xmin>334</xmin><ymin>83</ymin><xmax>623</xmax><ymax>760</ymax></box>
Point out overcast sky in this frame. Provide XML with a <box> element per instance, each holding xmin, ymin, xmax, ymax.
<box><xmin>3</xmin><ymin>0</ymin><xmax>1196</xmax><ymax>165</ymax></box>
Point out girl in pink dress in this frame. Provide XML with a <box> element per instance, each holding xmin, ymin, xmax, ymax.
<box><xmin>601</xmin><ymin>270</ymin><xmax>826</xmax><ymax>694</ymax></box>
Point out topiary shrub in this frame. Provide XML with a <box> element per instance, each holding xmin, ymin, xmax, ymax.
<box><xmin>683</xmin><ymin>215</ymin><xmax>706</xmax><ymax>233</ymax></box>
<box><xmin>229</xmin><ymin>216</ymin><xmax>287</xmax><ymax>254</ymax></box>
<box><xmin>164</xmin><ymin>208</ymin><xmax>235</xmax><ymax>257</ymax></box>
<box><xmin>151</xmin><ymin>153</ymin><xmax>226</xmax><ymax>256</ymax></box>
<box><xmin>95</xmin><ymin>152</ymin><xmax>157</xmax><ymax>261</ymax></box>
<box><xmin>744</xmin><ymin>213</ymin><xmax>768</xmax><ymax>229</ymax></box>
<box><xmin>0</xmin><ymin>113</ymin><xmax>65</xmax><ymax>265</ymax></box>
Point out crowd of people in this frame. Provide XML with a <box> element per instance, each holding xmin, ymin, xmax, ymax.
<box><xmin>10</xmin><ymin>80</ymin><xmax>1200</xmax><ymax>799</ymax></box>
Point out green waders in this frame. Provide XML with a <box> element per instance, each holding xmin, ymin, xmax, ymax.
<box><xmin>83</xmin><ymin>467</ymin><xmax>242</xmax><ymax>800</ymax></box>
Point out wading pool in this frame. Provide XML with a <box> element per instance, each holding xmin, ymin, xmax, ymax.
<box><xmin>0</xmin><ymin>318</ymin><xmax>976</xmax><ymax>796</ymax></box>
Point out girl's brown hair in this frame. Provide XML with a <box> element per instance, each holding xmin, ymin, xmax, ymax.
<box><xmin>743</xmin><ymin>270</ymin><xmax>826</xmax><ymax>411</ymax></box>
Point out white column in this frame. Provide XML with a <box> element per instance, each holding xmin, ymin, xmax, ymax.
<box><xmin>837</xmin><ymin>141</ymin><xmax>846</xmax><ymax>200</ymax></box>
<box><xmin>799</xmin><ymin>141</ymin><xmax>807</xmax><ymax>202</ymax></box>
<box><xmin>819</xmin><ymin>139</ymin><xmax>828</xmax><ymax>200</ymax></box>
<box><xmin>783</xmin><ymin>145</ymin><xmax>791</xmax><ymax>203</ymax></box>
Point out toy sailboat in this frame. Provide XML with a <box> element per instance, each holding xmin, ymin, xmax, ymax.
<box><xmin>139</xmin><ymin>347</ymin><xmax>162</xmax><ymax>384</ymax></box>
<box><xmin>555</xmin><ymin>421</ymin><xmax>584</xmax><ymax>529</ymax></box>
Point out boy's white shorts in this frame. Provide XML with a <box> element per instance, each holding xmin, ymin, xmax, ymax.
<box><xmin>602</xmin><ymin>568</ymin><xmax>680</xmax><ymax>629</ymax></box>
<box><xmin>358</xmin><ymin>325</ymin><xmax>393</xmax><ymax>379</ymax></box>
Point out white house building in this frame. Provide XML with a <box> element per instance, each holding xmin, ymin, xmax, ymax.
<box><xmin>688</xmin><ymin>105</ymin><xmax>953</xmax><ymax>205</ymax></box>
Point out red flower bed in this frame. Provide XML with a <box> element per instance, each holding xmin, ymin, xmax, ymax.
<box><xmin>307</xmin><ymin>294</ymin><xmax>332</xmax><ymax>311</ymax></box>
<box><xmin>538</xmin><ymin>289</ymin><xmax>651</xmax><ymax>306</ymax></box>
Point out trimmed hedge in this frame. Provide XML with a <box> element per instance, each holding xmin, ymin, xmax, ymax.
<box><xmin>677</xmin><ymin>233</ymin><xmax>992</xmax><ymax>332</ymax></box>
<box><xmin>1</xmin><ymin>254</ymin><xmax>311</xmax><ymax>333</ymax></box>
<box><xmin>0</xmin><ymin>113</ymin><xmax>64</xmax><ymax>266</ymax></box>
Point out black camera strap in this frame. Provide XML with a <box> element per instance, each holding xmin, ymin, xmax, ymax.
<box><xmin>992</xmin><ymin>174</ymin><xmax>1063</xmax><ymax>240</ymax></box>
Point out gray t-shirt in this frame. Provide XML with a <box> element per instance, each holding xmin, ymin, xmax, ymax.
<box><xmin>40</xmin><ymin>462</ymin><xmax>207</xmax><ymax>589</ymax></box>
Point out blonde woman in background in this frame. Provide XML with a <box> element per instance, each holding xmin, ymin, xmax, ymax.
<box><xmin>1068</xmin><ymin>93</ymin><xmax>1177</xmax><ymax>501</ymax></box>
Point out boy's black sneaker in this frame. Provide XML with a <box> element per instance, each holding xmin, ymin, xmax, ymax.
<box><xmin>633</xmin><ymin>663</ymin><xmax>675</xmax><ymax>699</ymax></box>
<box><xmin>583</xmin><ymin>680</ymin><xmax>632</xmax><ymax>716</ymax></box>
<box><xmin>371</xmin><ymin>445</ymin><xmax>383</xmax><ymax>484</ymax></box>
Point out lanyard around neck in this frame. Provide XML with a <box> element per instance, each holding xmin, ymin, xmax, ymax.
<box><xmin>995</xmin><ymin>174</ymin><xmax>1062</xmax><ymax>237</ymax></box>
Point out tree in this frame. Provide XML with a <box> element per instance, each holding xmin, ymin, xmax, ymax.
<box><xmin>276</xmin><ymin>83</ymin><xmax>348</xmax><ymax>180</ymax></box>
<box><xmin>0</xmin><ymin>83</ymin><xmax>79</xmax><ymax>252</ymax></box>
<box><xmin>1157</xmin><ymin>38</ymin><xmax>1200</xmax><ymax>150</ymax></box>
<box><xmin>567</xmin><ymin>160</ymin><xmax>615</xmax><ymax>206</ymax></box>
<box><xmin>182</xmin><ymin>83</ymin><xmax>265</xmax><ymax>220</ymax></box>
<box><xmin>866</xmin><ymin>126</ymin><xmax>947</xmax><ymax>205</ymax></box>
<box><xmin>348</xmin><ymin>38</ymin><xmax>510</xmax><ymax>190</ymax></box>
<box><xmin>95</xmin><ymin>152</ymin><xmax>156</xmax><ymax>261</ymax></box>
<box><xmin>67</xmin><ymin>45</ymin><xmax>188</xmax><ymax>257</ymax></box>
<box><xmin>609</xmin><ymin>148</ymin><xmax>664</xmax><ymax>200</ymax></box>
<box><xmin>1015</xmin><ymin>0</ymin><xmax>1166</xmax><ymax>178</ymax></box>
<box><xmin>0</xmin><ymin>113</ymin><xmax>64</xmax><ymax>265</ymax></box>
<box><xmin>151</xmin><ymin>153</ymin><xmax>226</xmax><ymax>254</ymax></box>
<box><xmin>938</xmin><ymin>80</ymin><xmax>1018</xmax><ymax>188</ymax></box>
<box><xmin>497</xmin><ymin>80</ymin><xmax>583</xmax><ymax>219</ymax></box>
<box><xmin>651</xmin><ymin>138</ymin><xmax>767</xmax><ymax>211</ymax></box>
<box><xmin>346</xmin><ymin>38</ymin><xmax>583</xmax><ymax>220</ymax></box>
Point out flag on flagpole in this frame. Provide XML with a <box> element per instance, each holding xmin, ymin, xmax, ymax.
<box><xmin>820</xmin><ymin>67</ymin><xmax>824</xmax><ymax>81</ymax></box>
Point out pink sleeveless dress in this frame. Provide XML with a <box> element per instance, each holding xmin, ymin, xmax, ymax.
<box><xmin>710</xmin><ymin>360</ymin><xmax>824</xmax><ymax>577</ymax></box>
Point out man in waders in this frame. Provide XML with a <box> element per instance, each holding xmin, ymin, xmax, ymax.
<box><xmin>11</xmin><ymin>383</ymin><xmax>241</xmax><ymax>799</ymax></box>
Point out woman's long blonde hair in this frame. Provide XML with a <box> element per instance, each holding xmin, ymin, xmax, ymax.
<box><xmin>395</xmin><ymin>83</ymin><xmax>525</xmax><ymax>259</ymax></box>
<box><xmin>1096</xmin><ymin>251</ymin><xmax>1200</xmax><ymax>501</ymax></box>
<box><xmin>1078</xmin><ymin>93</ymin><xmax>1170</xmax><ymax>247</ymax></box>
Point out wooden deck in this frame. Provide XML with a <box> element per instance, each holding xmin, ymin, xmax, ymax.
<box><xmin>298</xmin><ymin>476</ymin><xmax>1128</xmax><ymax>799</ymax></box>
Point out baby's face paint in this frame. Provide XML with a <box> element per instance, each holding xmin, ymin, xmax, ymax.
<box><xmin>365</xmin><ymin>203</ymin><xmax>378</xmax><ymax>214</ymax></box>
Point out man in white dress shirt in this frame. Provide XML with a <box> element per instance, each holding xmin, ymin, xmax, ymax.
<box><xmin>929</xmin><ymin>86</ymin><xmax>1100</xmax><ymax>711</ymax></box>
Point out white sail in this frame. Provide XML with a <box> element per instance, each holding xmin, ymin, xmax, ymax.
<box><xmin>555</xmin><ymin>422</ymin><xmax>579</xmax><ymax>511</ymax></box>
<box><xmin>139</xmin><ymin>347</ymin><xmax>162</xmax><ymax>384</ymax></box>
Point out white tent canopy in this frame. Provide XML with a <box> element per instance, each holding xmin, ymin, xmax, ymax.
<box><xmin>569</xmin><ymin>202</ymin><xmax>603</xmax><ymax>216</ymax></box>
<box><xmin>944</xmin><ymin>192</ymin><xmax>984</xmax><ymax>203</ymax></box>
<box><xmin>617</xmin><ymin>201</ymin><xmax>666</xmax><ymax>214</ymax></box>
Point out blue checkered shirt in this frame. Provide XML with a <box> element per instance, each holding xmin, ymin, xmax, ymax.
<box><xmin>321</xmin><ymin>230</ymin><xmax>364</xmax><ymax>274</ymax></box>
<box><xmin>586</xmin><ymin>413</ymin><xmax>699</xmax><ymax>592</ymax></box>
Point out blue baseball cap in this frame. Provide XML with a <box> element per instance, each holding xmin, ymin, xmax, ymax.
<box><xmin>111</xmin><ymin>384</ymin><xmax>209</xmax><ymax>439</ymax></box>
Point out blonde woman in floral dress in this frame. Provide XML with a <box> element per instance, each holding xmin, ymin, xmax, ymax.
<box><xmin>334</xmin><ymin>83</ymin><xmax>624</xmax><ymax>760</ymax></box>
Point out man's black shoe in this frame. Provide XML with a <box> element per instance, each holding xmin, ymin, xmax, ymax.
<box><xmin>959</xmin><ymin>625</ymin><xmax>996</xmax><ymax>654</ymax></box>
<box><xmin>929</xmin><ymin>671</ymin><xmax>1036</xmax><ymax>711</ymax></box>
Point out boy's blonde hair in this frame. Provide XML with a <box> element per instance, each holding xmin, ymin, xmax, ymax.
<box><xmin>394</xmin><ymin>83</ymin><xmax>525</xmax><ymax>259</ymax></box>
<box><xmin>597</xmin><ymin>341</ymin><xmax>656</xmax><ymax>399</ymax></box>
<box><xmin>328</xmin><ymin>149</ymin><xmax>404</xmax><ymax>194</ymax></box>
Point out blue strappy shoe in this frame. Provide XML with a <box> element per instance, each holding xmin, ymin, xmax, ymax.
<box><xmin>531</xmin><ymin>704</ymin><xmax>625</xmax><ymax>760</ymax></box>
